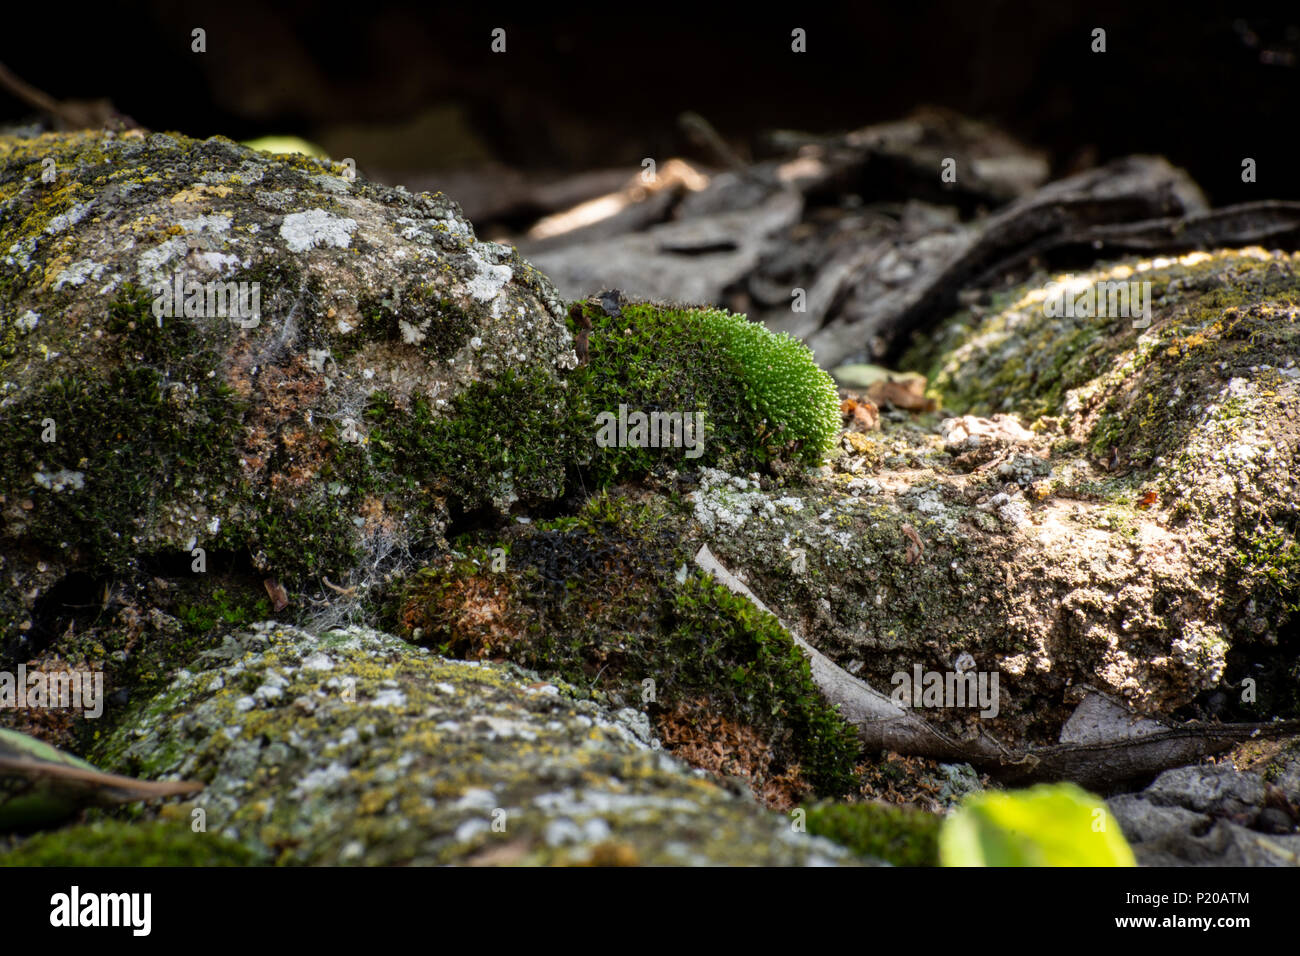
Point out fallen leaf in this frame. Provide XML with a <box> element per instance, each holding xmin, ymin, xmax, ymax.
<box><xmin>264</xmin><ymin>577</ymin><xmax>290</xmax><ymax>612</ymax></box>
<box><xmin>840</xmin><ymin>397</ymin><xmax>880</xmax><ymax>431</ymax></box>
<box><xmin>901</xmin><ymin>523</ymin><xmax>925</xmax><ymax>565</ymax></box>
<box><xmin>868</xmin><ymin>377</ymin><xmax>937</xmax><ymax>413</ymax></box>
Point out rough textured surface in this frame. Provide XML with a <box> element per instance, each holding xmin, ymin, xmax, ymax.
<box><xmin>395</xmin><ymin>491</ymin><xmax>863</xmax><ymax>804</ymax></box>
<box><xmin>689</xmin><ymin>249</ymin><xmax>1300</xmax><ymax>745</ymax></box>
<box><xmin>3</xmin><ymin>130</ymin><xmax>1298</xmax><ymax>866</ymax></box>
<box><xmin>911</xmin><ymin>249</ymin><xmax>1299</xmax><ymax>711</ymax></box>
<box><xmin>1108</xmin><ymin>743</ymin><xmax>1300</xmax><ymax>865</ymax></box>
<box><xmin>97</xmin><ymin>622</ymin><xmax>852</xmax><ymax>866</ymax></box>
<box><xmin>397</xmin><ymin>249</ymin><xmax>1300</xmax><ymax>766</ymax></box>
<box><xmin>0</xmin><ymin>129</ymin><xmax>577</xmax><ymax>645</ymax></box>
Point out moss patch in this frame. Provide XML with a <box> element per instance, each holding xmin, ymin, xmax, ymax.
<box><xmin>352</xmin><ymin>287</ymin><xmax>478</xmax><ymax>362</ymax></box>
<box><xmin>1</xmin><ymin>819</ymin><xmax>262</xmax><ymax>866</ymax></box>
<box><xmin>570</xmin><ymin>300</ymin><xmax>841</xmax><ymax>480</ymax></box>
<box><xmin>0</xmin><ymin>283</ymin><xmax>244</xmax><ymax>571</ymax></box>
<box><xmin>176</xmin><ymin>585</ymin><xmax>274</xmax><ymax>633</ymax></box>
<box><xmin>364</xmin><ymin>367</ymin><xmax>585</xmax><ymax>516</ymax></box>
<box><xmin>802</xmin><ymin>800</ymin><xmax>942</xmax><ymax>866</ymax></box>
<box><xmin>394</xmin><ymin>491</ymin><xmax>860</xmax><ymax>797</ymax></box>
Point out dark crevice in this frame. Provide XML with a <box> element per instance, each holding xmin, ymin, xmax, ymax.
<box><xmin>14</xmin><ymin>570</ymin><xmax>110</xmax><ymax>664</ymax></box>
<box><xmin>443</xmin><ymin>499</ymin><xmax>507</xmax><ymax>543</ymax></box>
<box><xmin>1176</xmin><ymin>614</ymin><xmax>1300</xmax><ymax>723</ymax></box>
<box><xmin>138</xmin><ymin>548</ymin><xmax>253</xmax><ymax>579</ymax></box>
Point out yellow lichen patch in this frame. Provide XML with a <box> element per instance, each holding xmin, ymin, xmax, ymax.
<box><xmin>169</xmin><ymin>184</ymin><xmax>232</xmax><ymax>204</ymax></box>
<box><xmin>37</xmin><ymin>253</ymin><xmax>75</xmax><ymax>292</ymax></box>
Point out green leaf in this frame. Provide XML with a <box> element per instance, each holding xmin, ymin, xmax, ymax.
<box><xmin>0</xmin><ymin>728</ymin><xmax>203</xmax><ymax>832</ymax></box>
<box><xmin>939</xmin><ymin>782</ymin><xmax>1136</xmax><ymax>867</ymax></box>
<box><xmin>0</xmin><ymin>727</ymin><xmax>99</xmax><ymax>772</ymax></box>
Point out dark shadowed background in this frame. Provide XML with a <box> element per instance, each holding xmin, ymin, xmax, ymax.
<box><xmin>3</xmin><ymin>2</ymin><xmax>1297</xmax><ymax>208</ymax></box>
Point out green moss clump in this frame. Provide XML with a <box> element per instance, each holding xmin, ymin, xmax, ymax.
<box><xmin>1235</xmin><ymin>524</ymin><xmax>1300</xmax><ymax>617</ymax></box>
<box><xmin>672</xmin><ymin>577</ymin><xmax>861</xmax><ymax>795</ymax></box>
<box><xmin>703</xmin><ymin>308</ymin><xmax>841</xmax><ymax>460</ymax></box>
<box><xmin>1</xmin><ymin>819</ymin><xmax>262</xmax><ymax>866</ymax></box>
<box><xmin>571</xmin><ymin>301</ymin><xmax>840</xmax><ymax>480</ymax></box>
<box><xmin>252</xmin><ymin>495</ymin><xmax>367</xmax><ymax>584</ymax></box>
<box><xmin>803</xmin><ymin>800</ymin><xmax>941</xmax><ymax>866</ymax></box>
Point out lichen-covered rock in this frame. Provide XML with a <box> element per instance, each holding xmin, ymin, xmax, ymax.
<box><xmin>396</xmin><ymin>250</ymin><xmax>1300</xmax><ymax>765</ymax></box>
<box><xmin>694</xmin><ymin>250</ymin><xmax>1297</xmax><ymax>736</ymax></box>
<box><xmin>913</xmin><ymin>249</ymin><xmax>1299</xmax><ymax>707</ymax></box>
<box><xmin>4</xmin><ymin>127</ymin><xmax>1298</xmax><ymax>861</ymax></box>
<box><xmin>0</xmin><ymin>131</ymin><xmax>858</xmax><ymax>796</ymax></box>
<box><xmin>97</xmin><ymin>621</ymin><xmax>853</xmax><ymax>865</ymax></box>
<box><xmin>0</xmin><ymin>129</ymin><xmax>849</xmax><ymax>672</ymax></box>
<box><xmin>0</xmin><ymin>129</ymin><xmax>578</xmax><ymax>643</ymax></box>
